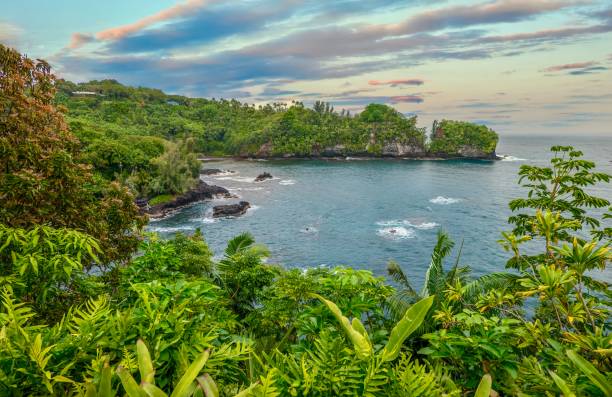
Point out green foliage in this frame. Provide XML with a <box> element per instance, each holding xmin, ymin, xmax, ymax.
<box><xmin>0</xmin><ymin>56</ymin><xmax>608</xmax><ymax>397</ymax></box>
<box><xmin>0</xmin><ymin>45</ymin><xmax>145</xmax><ymax>264</ymax></box>
<box><xmin>0</xmin><ymin>224</ymin><xmax>102</xmax><ymax>318</ymax></box>
<box><xmin>508</xmin><ymin>145</ymin><xmax>610</xmax><ymax>245</ymax></box>
<box><xmin>429</xmin><ymin>120</ymin><xmax>498</xmax><ymax>157</ymax></box>
<box><xmin>57</xmin><ymin>79</ymin><xmax>499</xmax><ymax>163</ymax></box>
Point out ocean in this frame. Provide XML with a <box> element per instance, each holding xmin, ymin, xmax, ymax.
<box><xmin>148</xmin><ymin>134</ymin><xmax>611</xmax><ymax>285</ymax></box>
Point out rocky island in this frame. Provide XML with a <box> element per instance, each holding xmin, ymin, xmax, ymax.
<box><xmin>212</xmin><ymin>201</ymin><xmax>251</xmax><ymax>217</ymax></box>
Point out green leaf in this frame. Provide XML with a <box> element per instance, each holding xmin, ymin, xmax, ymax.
<box><xmin>566</xmin><ymin>350</ymin><xmax>612</xmax><ymax>396</ymax></box>
<box><xmin>474</xmin><ymin>374</ymin><xmax>492</xmax><ymax>397</ymax></box>
<box><xmin>117</xmin><ymin>366</ymin><xmax>145</xmax><ymax>397</ymax></box>
<box><xmin>196</xmin><ymin>374</ymin><xmax>218</xmax><ymax>397</ymax></box>
<box><xmin>382</xmin><ymin>295</ymin><xmax>434</xmax><ymax>362</ymax></box>
<box><xmin>99</xmin><ymin>363</ymin><xmax>113</xmax><ymax>397</ymax></box>
<box><xmin>232</xmin><ymin>382</ymin><xmax>259</xmax><ymax>397</ymax></box>
<box><xmin>312</xmin><ymin>293</ymin><xmax>373</xmax><ymax>360</ymax></box>
<box><xmin>170</xmin><ymin>349</ymin><xmax>211</xmax><ymax>397</ymax></box>
<box><xmin>137</xmin><ymin>339</ymin><xmax>155</xmax><ymax>384</ymax></box>
<box><xmin>142</xmin><ymin>383</ymin><xmax>168</xmax><ymax>397</ymax></box>
<box><xmin>548</xmin><ymin>370</ymin><xmax>575</xmax><ymax>397</ymax></box>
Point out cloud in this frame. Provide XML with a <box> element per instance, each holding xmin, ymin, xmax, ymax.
<box><xmin>483</xmin><ymin>23</ymin><xmax>612</xmax><ymax>44</ymax></box>
<box><xmin>68</xmin><ymin>33</ymin><xmax>95</xmax><ymax>49</ymax></box>
<box><xmin>54</xmin><ymin>0</ymin><xmax>612</xmax><ymax>101</ymax></box>
<box><xmin>97</xmin><ymin>0</ymin><xmax>212</xmax><ymax>41</ymax></box>
<box><xmin>368</xmin><ymin>79</ymin><xmax>424</xmax><ymax>86</ymax></box>
<box><xmin>0</xmin><ymin>21</ymin><xmax>22</xmax><ymax>46</ymax></box>
<box><xmin>381</xmin><ymin>0</ymin><xmax>574</xmax><ymax>36</ymax></box>
<box><xmin>568</xmin><ymin>66</ymin><xmax>608</xmax><ymax>75</ymax></box>
<box><xmin>260</xmin><ymin>87</ymin><xmax>302</xmax><ymax>97</ymax></box>
<box><xmin>544</xmin><ymin>61</ymin><xmax>597</xmax><ymax>72</ymax></box>
<box><xmin>542</xmin><ymin>61</ymin><xmax>609</xmax><ymax>75</ymax></box>
<box><xmin>389</xmin><ymin>95</ymin><xmax>424</xmax><ymax>103</ymax></box>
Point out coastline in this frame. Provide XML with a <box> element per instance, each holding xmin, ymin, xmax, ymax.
<box><xmin>199</xmin><ymin>153</ymin><xmax>501</xmax><ymax>162</ymax></box>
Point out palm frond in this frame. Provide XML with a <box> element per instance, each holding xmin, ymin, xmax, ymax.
<box><xmin>224</xmin><ymin>232</ymin><xmax>255</xmax><ymax>256</ymax></box>
<box><xmin>387</xmin><ymin>261</ymin><xmax>416</xmax><ymax>293</ymax></box>
<box><xmin>461</xmin><ymin>272</ymin><xmax>520</xmax><ymax>301</ymax></box>
<box><xmin>423</xmin><ymin>231</ymin><xmax>454</xmax><ymax>297</ymax></box>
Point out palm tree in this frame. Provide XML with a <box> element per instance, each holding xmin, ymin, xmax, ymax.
<box><xmin>387</xmin><ymin>230</ymin><xmax>517</xmax><ymax>333</ymax></box>
<box><xmin>215</xmin><ymin>232</ymin><xmax>276</xmax><ymax>317</ymax></box>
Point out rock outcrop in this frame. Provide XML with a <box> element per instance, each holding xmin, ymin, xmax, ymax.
<box><xmin>255</xmin><ymin>172</ymin><xmax>273</xmax><ymax>182</ymax></box>
<box><xmin>213</xmin><ymin>201</ymin><xmax>250</xmax><ymax>217</ymax></box>
<box><xmin>142</xmin><ymin>181</ymin><xmax>231</xmax><ymax>218</ymax></box>
<box><xmin>381</xmin><ymin>141</ymin><xmax>426</xmax><ymax>157</ymax></box>
<box><xmin>200</xmin><ymin>168</ymin><xmax>227</xmax><ymax>175</ymax></box>
<box><xmin>456</xmin><ymin>145</ymin><xmax>498</xmax><ymax>159</ymax></box>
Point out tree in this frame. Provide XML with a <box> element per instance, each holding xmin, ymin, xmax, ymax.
<box><xmin>0</xmin><ymin>45</ymin><xmax>145</xmax><ymax>264</ymax></box>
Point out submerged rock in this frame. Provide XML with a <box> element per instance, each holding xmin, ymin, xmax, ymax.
<box><xmin>255</xmin><ymin>172</ymin><xmax>273</xmax><ymax>182</ymax></box>
<box><xmin>212</xmin><ymin>201</ymin><xmax>250</xmax><ymax>217</ymax></box>
<box><xmin>200</xmin><ymin>168</ymin><xmax>225</xmax><ymax>175</ymax></box>
<box><xmin>144</xmin><ymin>181</ymin><xmax>231</xmax><ymax>218</ymax></box>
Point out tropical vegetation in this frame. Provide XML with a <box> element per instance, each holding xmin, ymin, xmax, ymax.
<box><xmin>1</xmin><ymin>45</ymin><xmax>610</xmax><ymax>396</ymax></box>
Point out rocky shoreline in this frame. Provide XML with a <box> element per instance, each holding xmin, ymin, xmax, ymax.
<box><xmin>139</xmin><ymin>180</ymin><xmax>232</xmax><ymax>218</ymax></box>
<box><xmin>200</xmin><ymin>153</ymin><xmax>500</xmax><ymax>162</ymax></box>
<box><xmin>143</xmin><ymin>149</ymin><xmax>498</xmax><ymax>221</ymax></box>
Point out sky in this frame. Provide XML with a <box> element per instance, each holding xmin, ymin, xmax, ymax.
<box><xmin>2</xmin><ymin>0</ymin><xmax>612</xmax><ymax>135</ymax></box>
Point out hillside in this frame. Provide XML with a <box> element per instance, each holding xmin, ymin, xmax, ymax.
<box><xmin>56</xmin><ymin>79</ymin><xmax>497</xmax><ymax>159</ymax></box>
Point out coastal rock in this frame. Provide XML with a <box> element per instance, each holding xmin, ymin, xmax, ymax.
<box><xmin>256</xmin><ymin>142</ymin><xmax>273</xmax><ymax>157</ymax></box>
<box><xmin>213</xmin><ymin>201</ymin><xmax>250</xmax><ymax>217</ymax></box>
<box><xmin>457</xmin><ymin>145</ymin><xmax>497</xmax><ymax>159</ymax></box>
<box><xmin>321</xmin><ymin>144</ymin><xmax>346</xmax><ymax>156</ymax></box>
<box><xmin>144</xmin><ymin>181</ymin><xmax>231</xmax><ymax>218</ymax></box>
<box><xmin>255</xmin><ymin>172</ymin><xmax>273</xmax><ymax>182</ymax></box>
<box><xmin>381</xmin><ymin>141</ymin><xmax>425</xmax><ymax>157</ymax></box>
<box><xmin>200</xmin><ymin>168</ymin><xmax>232</xmax><ymax>175</ymax></box>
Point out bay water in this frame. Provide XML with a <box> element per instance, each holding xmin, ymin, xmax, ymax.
<box><xmin>148</xmin><ymin>135</ymin><xmax>611</xmax><ymax>285</ymax></box>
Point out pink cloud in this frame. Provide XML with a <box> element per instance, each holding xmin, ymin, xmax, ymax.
<box><xmin>368</xmin><ymin>79</ymin><xmax>424</xmax><ymax>86</ymax></box>
<box><xmin>543</xmin><ymin>61</ymin><xmax>597</xmax><ymax>72</ymax></box>
<box><xmin>96</xmin><ymin>0</ymin><xmax>211</xmax><ymax>41</ymax></box>
<box><xmin>389</xmin><ymin>95</ymin><xmax>424</xmax><ymax>103</ymax></box>
<box><xmin>68</xmin><ymin>33</ymin><xmax>95</xmax><ymax>49</ymax></box>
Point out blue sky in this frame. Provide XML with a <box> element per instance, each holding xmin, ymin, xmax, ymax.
<box><xmin>2</xmin><ymin>0</ymin><xmax>612</xmax><ymax>135</ymax></box>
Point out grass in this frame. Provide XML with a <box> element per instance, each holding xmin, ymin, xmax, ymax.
<box><xmin>148</xmin><ymin>194</ymin><xmax>175</xmax><ymax>206</ymax></box>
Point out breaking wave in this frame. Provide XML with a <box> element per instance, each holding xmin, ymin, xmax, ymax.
<box><xmin>429</xmin><ymin>196</ymin><xmax>461</xmax><ymax>205</ymax></box>
<box><xmin>377</xmin><ymin>227</ymin><xmax>415</xmax><ymax>240</ymax></box>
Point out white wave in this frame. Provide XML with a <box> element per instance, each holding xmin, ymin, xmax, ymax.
<box><xmin>148</xmin><ymin>225</ymin><xmax>193</xmax><ymax>233</ymax></box>
<box><xmin>202</xmin><ymin>217</ymin><xmax>217</xmax><ymax>224</ymax></box>
<box><xmin>213</xmin><ymin>170</ymin><xmax>236</xmax><ymax>176</ymax></box>
<box><xmin>499</xmin><ymin>154</ymin><xmax>527</xmax><ymax>162</ymax></box>
<box><xmin>404</xmin><ymin>221</ymin><xmax>439</xmax><ymax>230</ymax></box>
<box><xmin>215</xmin><ymin>176</ymin><xmax>256</xmax><ymax>183</ymax></box>
<box><xmin>279</xmin><ymin>179</ymin><xmax>296</xmax><ymax>185</ymax></box>
<box><xmin>244</xmin><ymin>205</ymin><xmax>260</xmax><ymax>216</ymax></box>
<box><xmin>376</xmin><ymin>219</ymin><xmax>403</xmax><ymax>227</ymax></box>
<box><xmin>429</xmin><ymin>196</ymin><xmax>462</xmax><ymax>205</ymax></box>
<box><xmin>228</xmin><ymin>186</ymin><xmax>264</xmax><ymax>192</ymax></box>
<box><xmin>377</xmin><ymin>227</ymin><xmax>415</xmax><ymax>240</ymax></box>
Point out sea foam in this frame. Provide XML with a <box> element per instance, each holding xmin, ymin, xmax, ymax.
<box><xmin>499</xmin><ymin>154</ymin><xmax>527</xmax><ymax>162</ymax></box>
<box><xmin>148</xmin><ymin>225</ymin><xmax>193</xmax><ymax>233</ymax></box>
<box><xmin>429</xmin><ymin>196</ymin><xmax>461</xmax><ymax>205</ymax></box>
<box><xmin>377</xmin><ymin>227</ymin><xmax>415</xmax><ymax>240</ymax></box>
<box><xmin>404</xmin><ymin>221</ymin><xmax>439</xmax><ymax>230</ymax></box>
